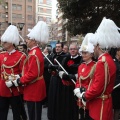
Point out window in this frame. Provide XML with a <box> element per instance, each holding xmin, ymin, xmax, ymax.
<box><xmin>46</xmin><ymin>0</ymin><xmax>51</xmax><ymax>5</ymax></box>
<box><xmin>0</xmin><ymin>5</ymin><xmax>2</xmax><ymax>9</ymax></box>
<box><xmin>27</xmin><ymin>6</ymin><xmax>32</xmax><ymax>11</ymax></box>
<box><xmin>1</xmin><ymin>22</ymin><xmax>7</xmax><ymax>28</ymax></box>
<box><xmin>28</xmin><ymin>15</ymin><xmax>32</xmax><ymax>20</ymax></box>
<box><xmin>2</xmin><ymin>14</ymin><xmax>6</xmax><ymax>18</ymax></box>
<box><xmin>17</xmin><ymin>14</ymin><xmax>22</xmax><ymax>19</ymax></box>
<box><xmin>0</xmin><ymin>5</ymin><xmax>5</xmax><ymax>9</ymax></box>
<box><xmin>46</xmin><ymin>9</ymin><xmax>51</xmax><ymax>14</ymax></box>
<box><xmin>1</xmin><ymin>30</ymin><xmax>5</xmax><ymax>35</ymax></box>
<box><xmin>28</xmin><ymin>24</ymin><xmax>33</xmax><ymax>28</ymax></box>
<box><xmin>17</xmin><ymin>5</ymin><xmax>22</xmax><ymax>10</ymax></box>
<box><xmin>12</xmin><ymin>4</ymin><xmax>17</xmax><ymax>10</ymax></box>
<box><xmin>38</xmin><ymin>16</ymin><xmax>43</xmax><ymax>21</ymax></box>
<box><xmin>46</xmin><ymin>17</ymin><xmax>51</xmax><ymax>24</ymax></box>
<box><xmin>12</xmin><ymin>14</ymin><xmax>17</xmax><ymax>19</ymax></box>
<box><xmin>28</xmin><ymin>0</ymin><xmax>32</xmax><ymax>2</ymax></box>
<box><xmin>38</xmin><ymin>0</ymin><xmax>43</xmax><ymax>4</ymax></box>
<box><xmin>38</xmin><ymin>8</ymin><xmax>43</xmax><ymax>12</ymax></box>
<box><xmin>38</xmin><ymin>8</ymin><xmax>40</xmax><ymax>12</ymax></box>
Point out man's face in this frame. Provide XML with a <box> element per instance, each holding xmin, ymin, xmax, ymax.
<box><xmin>26</xmin><ymin>38</ymin><xmax>34</xmax><ymax>49</ymax></box>
<box><xmin>56</xmin><ymin>43</ymin><xmax>63</xmax><ymax>53</ymax></box>
<box><xmin>69</xmin><ymin>45</ymin><xmax>78</xmax><ymax>57</ymax></box>
<box><xmin>2</xmin><ymin>42</ymin><xmax>13</xmax><ymax>51</ymax></box>
<box><xmin>17</xmin><ymin>45</ymin><xmax>24</xmax><ymax>52</ymax></box>
<box><xmin>63</xmin><ymin>45</ymin><xmax>69</xmax><ymax>53</ymax></box>
<box><xmin>116</xmin><ymin>50</ymin><xmax>120</xmax><ymax>59</ymax></box>
<box><xmin>93</xmin><ymin>45</ymin><xmax>99</xmax><ymax>58</ymax></box>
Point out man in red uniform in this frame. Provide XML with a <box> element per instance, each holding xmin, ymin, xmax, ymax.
<box><xmin>13</xmin><ymin>21</ymin><xmax>49</xmax><ymax>120</ymax></box>
<box><xmin>77</xmin><ymin>18</ymin><xmax>120</xmax><ymax>120</ymax></box>
<box><xmin>0</xmin><ymin>25</ymin><xmax>27</xmax><ymax>120</ymax></box>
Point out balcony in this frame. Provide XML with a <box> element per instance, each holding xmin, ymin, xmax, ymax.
<box><xmin>5</xmin><ymin>15</ymin><xmax>8</xmax><ymax>22</ymax></box>
<box><xmin>4</xmin><ymin>2</ymin><xmax>8</xmax><ymax>13</ymax></box>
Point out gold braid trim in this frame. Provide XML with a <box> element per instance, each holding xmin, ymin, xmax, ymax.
<box><xmin>88</xmin><ymin>63</ymin><xmax>96</xmax><ymax>90</ymax></box>
<box><xmin>2</xmin><ymin>54</ymin><xmax>25</xmax><ymax>80</ymax></box>
<box><xmin>79</xmin><ymin>64</ymin><xmax>96</xmax><ymax>81</ymax></box>
<box><xmin>22</xmin><ymin>50</ymin><xmax>36</xmax><ymax>75</ymax></box>
<box><xmin>2</xmin><ymin>54</ymin><xmax>24</xmax><ymax>68</ymax></box>
<box><xmin>99</xmin><ymin>56</ymin><xmax>109</xmax><ymax>120</ymax></box>
<box><xmin>100</xmin><ymin>100</ymin><xmax>104</xmax><ymax>120</ymax></box>
<box><xmin>22</xmin><ymin>50</ymin><xmax>41</xmax><ymax>84</ymax></box>
<box><xmin>22</xmin><ymin>57</ymin><xmax>28</xmax><ymax>76</ymax></box>
<box><xmin>29</xmin><ymin>54</ymin><xmax>40</xmax><ymax>84</ymax></box>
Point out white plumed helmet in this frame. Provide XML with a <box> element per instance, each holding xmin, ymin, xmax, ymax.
<box><xmin>1</xmin><ymin>25</ymin><xmax>20</xmax><ymax>45</ymax></box>
<box><xmin>79</xmin><ymin>33</ymin><xmax>94</xmax><ymax>53</ymax></box>
<box><xmin>27</xmin><ymin>21</ymin><xmax>49</xmax><ymax>44</ymax></box>
<box><xmin>90</xmin><ymin>17</ymin><xmax>120</xmax><ymax>49</ymax></box>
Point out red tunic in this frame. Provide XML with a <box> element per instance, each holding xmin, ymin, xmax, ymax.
<box><xmin>0</xmin><ymin>50</ymin><xmax>26</xmax><ymax>97</ymax></box>
<box><xmin>85</xmin><ymin>53</ymin><xmax>116</xmax><ymax>120</ymax></box>
<box><xmin>76</xmin><ymin>61</ymin><xmax>96</xmax><ymax>107</ymax></box>
<box><xmin>20</xmin><ymin>47</ymin><xmax>46</xmax><ymax>102</ymax></box>
<box><xmin>76</xmin><ymin>61</ymin><xmax>96</xmax><ymax>89</ymax></box>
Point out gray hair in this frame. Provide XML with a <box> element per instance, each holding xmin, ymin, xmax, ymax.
<box><xmin>47</xmin><ymin>46</ymin><xmax>52</xmax><ymax>54</ymax></box>
<box><xmin>69</xmin><ymin>43</ymin><xmax>79</xmax><ymax>50</ymax></box>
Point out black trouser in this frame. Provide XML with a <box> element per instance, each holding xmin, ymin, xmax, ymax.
<box><xmin>26</xmin><ymin>101</ymin><xmax>42</xmax><ymax>120</ymax></box>
<box><xmin>79</xmin><ymin>108</ymin><xmax>93</xmax><ymax>120</ymax></box>
<box><xmin>0</xmin><ymin>96</ymin><xmax>27</xmax><ymax>120</ymax></box>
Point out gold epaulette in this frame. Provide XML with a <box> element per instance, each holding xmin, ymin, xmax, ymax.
<box><xmin>0</xmin><ymin>51</ymin><xmax>6</xmax><ymax>54</ymax></box>
<box><xmin>98</xmin><ymin>56</ymin><xmax>106</xmax><ymax>63</ymax></box>
<box><xmin>102</xmin><ymin>56</ymin><xmax>106</xmax><ymax>62</ymax></box>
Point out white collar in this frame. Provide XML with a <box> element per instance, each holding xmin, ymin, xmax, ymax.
<box><xmin>71</xmin><ymin>54</ymin><xmax>79</xmax><ymax>59</ymax></box>
<box><xmin>8</xmin><ymin>49</ymin><xmax>16</xmax><ymax>55</ymax></box>
<box><xmin>86</xmin><ymin>60</ymin><xmax>92</xmax><ymax>65</ymax></box>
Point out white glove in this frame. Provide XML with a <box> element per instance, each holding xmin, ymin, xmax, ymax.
<box><xmin>82</xmin><ymin>99</ymin><xmax>86</xmax><ymax>106</ymax></box>
<box><xmin>8</xmin><ymin>74</ymin><xmax>20</xmax><ymax>81</ymax></box>
<box><xmin>59</xmin><ymin>71</ymin><xmax>65</xmax><ymax>79</ymax></box>
<box><xmin>5</xmin><ymin>81</ymin><xmax>13</xmax><ymax>88</ymax></box>
<box><xmin>13</xmin><ymin>79</ymin><xmax>19</xmax><ymax>87</ymax></box>
<box><xmin>74</xmin><ymin>88</ymin><xmax>82</xmax><ymax>99</ymax></box>
<box><xmin>13</xmin><ymin>75</ymin><xmax>20</xmax><ymax>87</ymax></box>
<box><xmin>14</xmin><ymin>74</ymin><xmax>20</xmax><ymax>79</ymax></box>
<box><xmin>81</xmin><ymin>92</ymin><xmax>86</xmax><ymax>106</ymax></box>
<box><xmin>8</xmin><ymin>76</ymin><xmax>14</xmax><ymax>81</ymax></box>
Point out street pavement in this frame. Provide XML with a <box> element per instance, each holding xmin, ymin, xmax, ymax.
<box><xmin>8</xmin><ymin>105</ymin><xmax>48</xmax><ymax>120</ymax></box>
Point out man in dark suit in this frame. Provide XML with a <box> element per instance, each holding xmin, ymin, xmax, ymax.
<box><xmin>43</xmin><ymin>45</ymin><xmax>52</xmax><ymax>107</ymax></box>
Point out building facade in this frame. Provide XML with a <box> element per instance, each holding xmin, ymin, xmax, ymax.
<box><xmin>36</xmin><ymin>0</ymin><xmax>52</xmax><ymax>41</ymax></box>
<box><xmin>36</xmin><ymin>0</ymin><xmax>52</xmax><ymax>26</ymax></box>
<box><xmin>49</xmin><ymin>21</ymin><xmax>58</xmax><ymax>41</ymax></box>
<box><xmin>0</xmin><ymin>0</ymin><xmax>35</xmax><ymax>40</ymax></box>
<box><xmin>56</xmin><ymin>2</ymin><xmax>68</xmax><ymax>42</ymax></box>
<box><xmin>56</xmin><ymin>1</ymin><xmax>81</xmax><ymax>44</ymax></box>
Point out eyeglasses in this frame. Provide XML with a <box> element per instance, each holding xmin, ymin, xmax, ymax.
<box><xmin>69</xmin><ymin>48</ymin><xmax>77</xmax><ymax>50</ymax></box>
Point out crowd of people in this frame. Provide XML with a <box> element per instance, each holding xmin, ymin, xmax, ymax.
<box><xmin>0</xmin><ymin>17</ymin><xmax>120</xmax><ymax>120</ymax></box>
